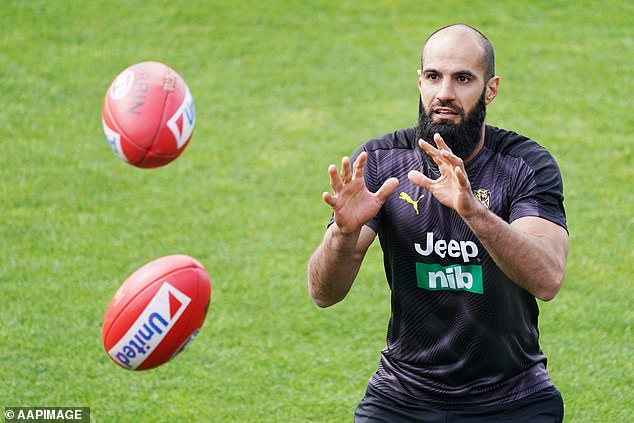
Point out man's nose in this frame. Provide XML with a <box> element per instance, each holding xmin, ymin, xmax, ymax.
<box><xmin>436</xmin><ymin>79</ymin><xmax>456</xmax><ymax>102</ymax></box>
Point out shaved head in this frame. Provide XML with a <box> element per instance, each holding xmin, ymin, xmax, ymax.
<box><xmin>415</xmin><ymin>24</ymin><xmax>499</xmax><ymax>160</ymax></box>
<box><xmin>422</xmin><ymin>24</ymin><xmax>495</xmax><ymax>81</ymax></box>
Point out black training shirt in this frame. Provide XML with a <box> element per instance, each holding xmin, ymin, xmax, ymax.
<box><xmin>350</xmin><ymin>125</ymin><xmax>566</xmax><ymax>409</ymax></box>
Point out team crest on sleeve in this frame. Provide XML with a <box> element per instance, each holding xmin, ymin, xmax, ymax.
<box><xmin>473</xmin><ymin>189</ymin><xmax>491</xmax><ymax>209</ymax></box>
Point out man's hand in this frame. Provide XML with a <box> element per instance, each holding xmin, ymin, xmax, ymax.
<box><xmin>407</xmin><ymin>133</ymin><xmax>481</xmax><ymax>219</ymax></box>
<box><xmin>308</xmin><ymin>152</ymin><xmax>398</xmax><ymax>307</ymax></box>
<box><xmin>323</xmin><ymin>152</ymin><xmax>399</xmax><ymax>234</ymax></box>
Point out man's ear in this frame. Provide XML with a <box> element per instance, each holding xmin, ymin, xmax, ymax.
<box><xmin>485</xmin><ymin>76</ymin><xmax>500</xmax><ymax>105</ymax></box>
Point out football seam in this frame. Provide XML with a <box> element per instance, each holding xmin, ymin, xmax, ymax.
<box><xmin>136</xmin><ymin>82</ymin><xmax>173</xmax><ymax>166</ymax></box>
<box><xmin>103</xmin><ymin>97</ymin><xmax>144</xmax><ymax>158</ymax></box>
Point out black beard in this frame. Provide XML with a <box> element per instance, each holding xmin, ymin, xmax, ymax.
<box><xmin>415</xmin><ymin>92</ymin><xmax>487</xmax><ymax>160</ymax></box>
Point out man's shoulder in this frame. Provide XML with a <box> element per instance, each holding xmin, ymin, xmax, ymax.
<box><xmin>362</xmin><ymin>127</ymin><xmax>416</xmax><ymax>152</ymax></box>
<box><xmin>485</xmin><ymin>125</ymin><xmax>550</xmax><ymax>158</ymax></box>
<box><xmin>484</xmin><ymin>125</ymin><xmax>560</xmax><ymax>169</ymax></box>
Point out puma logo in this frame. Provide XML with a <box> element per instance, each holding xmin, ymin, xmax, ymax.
<box><xmin>399</xmin><ymin>192</ymin><xmax>424</xmax><ymax>215</ymax></box>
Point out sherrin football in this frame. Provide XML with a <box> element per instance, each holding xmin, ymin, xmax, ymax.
<box><xmin>101</xmin><ymin>61</ymin><xmax>196</xmax><ymax>168</ymax></box>
<box><xmin>102</xmin><ymin>255</ymin><xmax>211</xmax><ymax>370</ymax></box>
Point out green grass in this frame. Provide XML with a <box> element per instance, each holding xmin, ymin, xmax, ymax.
<box><xmin>0</xmin><ymin>0</ymin><xmax>632</xmax><ymax>421</ymax></box>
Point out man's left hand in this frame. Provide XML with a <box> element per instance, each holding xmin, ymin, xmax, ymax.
<box><xmin>407</xmin><ymin>133</ymin><xmax>482</xmax><ymax>218</ymax></box>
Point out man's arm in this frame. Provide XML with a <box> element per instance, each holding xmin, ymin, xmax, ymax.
<box><xmin>408</xmin><ymin>134</ymin><xmax>568</xmax><ymax>301</ymax></box>
<box><xmin>307</xmin><ymin>152</ymin><xmax>399</xmax><ymax>307</ymax></box>
<box><xmin>461</xmin><ymin>209</ymin><xmax>568</xmax><ymax>301</ymax></box>
<box><xmin>308</xmin><ymin>224</ymin><xmax>376</xmax><ymax>307</ymax></box>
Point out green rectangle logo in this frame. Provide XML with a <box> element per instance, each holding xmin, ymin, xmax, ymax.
<box><xmin>416</xmin><ymin>263</ymin><xmax>483</xmax><ymax>294</ymax></box>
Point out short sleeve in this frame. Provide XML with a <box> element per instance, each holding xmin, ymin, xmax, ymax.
<box><xmin>509</xmin><ymin>146</ymin><xmax>567</xmax><ymax>231</ymax></box>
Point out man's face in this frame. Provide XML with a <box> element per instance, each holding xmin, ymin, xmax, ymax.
<box><xmin>416</xmin><ymin>29</ymin><xmax>498</xmax><ymax>160</ymax></box>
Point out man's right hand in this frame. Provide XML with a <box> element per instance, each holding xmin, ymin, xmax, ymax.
<box><xmin>323</xmin><ymin>152</ymin><xmax>399</xmax><ymax>235</ymax></box>
<box><xmin>308</xmin><ymin>152</ymin><xmax>398</xmax><ymax>307</ymax></box>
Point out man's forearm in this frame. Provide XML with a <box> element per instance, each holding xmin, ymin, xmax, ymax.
<box><xmin>308</xmin><ymin>224</ymin><xmax>368</xmax><ymax>307</ymax></box>
<box><xmin>462</xmin><ymin>204</ymin><xmax>568</xmax><ymax>301</ymax></box>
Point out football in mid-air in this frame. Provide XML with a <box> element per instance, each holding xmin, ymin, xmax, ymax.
<box><xmin>102</xmin><ymin>254</ymin><xmax>211</xmax><ymax>370</ymax></box>
<box><xmin>101</xmin><ymin>61</ymin><xmax>196</xmax><ymax>168</ymax></box>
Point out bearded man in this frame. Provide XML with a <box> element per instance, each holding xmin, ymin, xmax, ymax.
<box><xmin>308</xmin><ymin>24</ymin><xmax>569</xmax><ymax>423</ymax></box>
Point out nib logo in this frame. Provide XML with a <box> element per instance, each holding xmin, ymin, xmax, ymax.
<box><xmin>167</xmin><ymin>87</ymin><xmax>195</xmax><ymax>149</ymax></box>
<box><xmin>108</xmin><ymin>282</ymin><xmax>191</xmax><ymax>369</ymax></box>
<box><xmin>416</xmin><ymin>263</ymin><xmax>484</xmax><ymax>294</ymax></box>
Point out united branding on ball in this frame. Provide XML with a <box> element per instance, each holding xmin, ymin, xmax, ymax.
<box><xmin>101</xmin><ymin>254</ymin><xmax>212</xmax><ymax>371</ymax></box>
<box><xmin>108</xmin><ymin>282</ymin><xmax>191</xmax><ymax>369</ymax></box>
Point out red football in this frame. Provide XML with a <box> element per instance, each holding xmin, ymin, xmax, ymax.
<box><xmin>102</xmin><ymin>255</ymin><xmax>211</xmax><ymax>370</ymax></box>
<box><xmin>101</xmin><ymin>61</ymin><xmax>196</xmax><ymax>168</ymax></box>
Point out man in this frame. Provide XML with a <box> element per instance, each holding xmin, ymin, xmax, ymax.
<box><xmin>307</xmin><ymin>24</ymin><xmax>569</xmax><ymax>422</ymax></box>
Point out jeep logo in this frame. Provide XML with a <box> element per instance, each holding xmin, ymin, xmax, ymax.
<box><xmin>414</xmin><ymin>232</ymin><xmax>479</xmax><ymax>263</ymax></box>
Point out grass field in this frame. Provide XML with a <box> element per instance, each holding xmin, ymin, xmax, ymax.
<box><xmin>1</xmin><ymin>0</ymin><xmax>632</xmax><ymax>421</ymax></box>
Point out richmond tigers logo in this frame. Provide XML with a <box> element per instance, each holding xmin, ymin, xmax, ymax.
<box><xmin>473</xmin><ymin>189</ymin><xmax>491</xmax><ymax>209</ymax></box>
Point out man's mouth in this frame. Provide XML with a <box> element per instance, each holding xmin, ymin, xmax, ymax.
<box><xmin>433</xmin><ymin>107</ymin><xmax>458</xmax><ymax>117</ymax></box>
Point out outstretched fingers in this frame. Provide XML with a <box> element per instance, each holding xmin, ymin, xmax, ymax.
<box><xmin>375</xmin><ymin>177</ymin><xmax>399</xmax><ymax>202</ymax></box>
<box><xmin>340</xmin><ymin>156</ymin><xmax>352</xmax><ymax>184</ymax></box>
<box><xmin>352</xmin><ymin>152</ymin><xmax>367</xmax><ymax>180</ymax></box>
<box><xmin>433</xmin><ymin>133</ymin><xmax>452</xmax><ymax>152</ymax></box>
<box><xmin>419</xmin><ymin>134</ymin><xmax>468</xmax><ymax>183</ymax></box>
<box><xmin>439</xmin><ymin>148</ymin><xmax>465</xmax><ymax>169</ymax></box>
<box><xmin>323</xmin><ymin>152</ymin><xmax>369</xmax><ymax>208</ymax></box>
<box><xmin>418</xmin><ymin>138</ymin><xmax>440</xmax><ymax>160</ymax></box>
<box><xmin>330</xmin><ymin>153</ymin><xmax>367</xmax><ymax>187</ymax></box>
<box><xmin>438</xmin><ymin>148</ymin><xmax>470</xmax><ymax>189</ymax></box>
<box><xmin>328</xmin><ymin>164</ymin><xmax>342</xmax><ymax>194</ymax></box>
<box><xmin>454</xmin><ymin>165</ymin><xmax>471</xmax><ymax>189</ymax></box>
<box><xmin>322</xmin><ymin>189</ymin><xmax>336</xmax><ymax>207</ymax></box>
<box><xmin>407</xmin><ymin>170</ymin><xmax>432</xmax><ymax>190</ymax></box>
<box><xmin>419</xmin><ymin>134</ymin><xmax>456</xmax><ymax>167</ymax></box>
